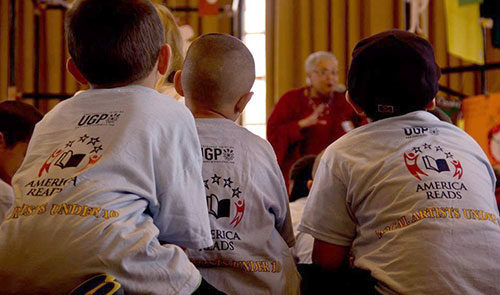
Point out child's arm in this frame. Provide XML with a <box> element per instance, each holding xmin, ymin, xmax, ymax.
<box><xmin>261</xmin><ymin>142</ymin><xmax>296</xmax><ymax>247</ymax></box>
<box><xmin>312</xmin><ymin>238</ymin><xmax>349</xmax><ymax>270</ymax></box>
<box><xmin>151</xmin><ymin>107</ymin><xmax>213</xmax><ymax>250</ymax></box>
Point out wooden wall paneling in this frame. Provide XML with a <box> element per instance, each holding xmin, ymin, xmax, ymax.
<box><xmin>0</xmin><ymin>0</ymin><xmax>9</xmax><ymax>100</ymax></box>
<box><xmin>45</xmin><ymin>9</ymin><xmax>63</xmax><ymax>110</ymax></box>
<box><xmin>21</xmin><ymin>1</ymin><xmax>35</xmax><ymax>106</ymax></box>
<box><xmin>312</xmin><ymin>0</ymin><xmax>329</xmax><ymax>52</ymax></box>
<box><xmin>429</xmin><ymin>0</ymin><xmax>450</xmax><ymax>98</ymax></box>
<box><xmin>331</xmin><ymin>0</ymin><xmax>347</xmax><ymax>85</ymax></box>
<box><xmin>346</xmin><ymin>0</ymin><xmax>363</xmax><ymax>67</ymax></box>
<box><xmin>367</xmin><ymin>0</ymin><xmax>395</xmax><ymax>36</ymax></box>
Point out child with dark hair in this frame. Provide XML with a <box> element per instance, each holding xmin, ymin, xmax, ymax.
<box><xmin>175</xmin><ymin>33</ymin><xmax>300</xmax><ymax>295</ymax></box>
<box><xmin>0</xmin><ymin>101</ymin><xmax>43</xmax><ymax>219</ymax></box>
<box><xmin>288</xmin><ymin>152</ymin><xmax>324</xmax><ymax>266</ymax></box>
<box><xmin>288</xmin><ymin>155</ymin><xmax>315</xmax><ymax>203</ymax></box>
<box><xmin>299</xmin><ymin>30</ymin><xmax>500</xmax><ymax>294</ymax></box>
<box><xmin>0</xmin><ymin>1</ymin><xmax>213</xmax><ymax>294</ymax></box>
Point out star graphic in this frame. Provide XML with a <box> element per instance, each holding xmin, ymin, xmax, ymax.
<box><xmin>204</xmin><ymin>179</ymin><xmax>209</xmax><ymax>189</ymax></box>
<box><xmin>445</xmin><ymin>152</ymin><xmax>454</xmax><ymax>159</ymax></box>
<box><xmin>88</xmin><ymin>137</ymin><xmax>101</xmax><ymax>146</ymax></box>
<box><xmin>412</xmin><ymin>147</ymin><xmax>422</xmax><ymax>153</ymax></box>
<box><xmin>65</xmin><ymin>140</ymin><xmax>75</xmax><ymax>148</ymax></box>
<box><xmin>435</xmin><ymin>146</ymin><xmax>443</xmax><ymax>152</ymax></box>
<box><xmin>423</xmin><ymin>143</ymin><xmax>432</xmax><ymax>150</ymax></box>
<box><xmin>232</xmin><ymin>187</ymin><xmax>242</xmax><ymax>198</ymax></box>
<box><xmin>90</xmin><ymin>145</ymin><xmax>103</xmax><ymax>154</ymax></box>
<box><xmin>79</xmin><ymin>134</ymin><xmax>89</xmax><ymax>142</ymax></box>
<box><xmin>211</xmin><ymin>174</ymin><xmax>221</xmax><ymax>185</ymax></box>
<box><xmin>223</xmin><ymin>177</ymin><xmax>233</xmax><ymax>188</ymax></box>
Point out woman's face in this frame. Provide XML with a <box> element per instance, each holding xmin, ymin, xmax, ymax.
<box><xmin>308</xmin><ymin>58</ymin><xmax>339</xmax><ymax>96</ymax></box>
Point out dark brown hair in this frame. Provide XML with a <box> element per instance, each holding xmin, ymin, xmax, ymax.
<box><xmin>289</xmin><ymin>155</ymin><xmax>316</xmax><ymax>202</ymax></box>
<box><xmin>0</xmin><ymin>101</ymin><xmax>43</xmax><ymax>147</ymax></box>
<box><xmin>66</xmin><ymin>0</ymin><xmax>165</xmax><ymax>86</ymax></box>
<box><xmin>347</xmin><ymin>30</ymin><xmax>441</xmax><ymax>120</ymax></box>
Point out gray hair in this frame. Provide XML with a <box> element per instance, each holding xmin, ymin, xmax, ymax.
<box><xmin>305</xmin><ymin>51</ymin><xmax>337</xmax><ymax>75</ymax></box>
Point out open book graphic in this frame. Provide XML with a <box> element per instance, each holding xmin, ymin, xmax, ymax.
<box><xmin>422</xmin><ymin>155</ymin><xmax>450</xmax><ymax>173</ymax></box>
<box><xmin>206</xmin><ymin>194</ymin><xmax>230</xmax><ymax>219</ymax></box>
<box><xmin>54</xmin><ymin>150</ymin><xmax>86</xmax><ymax>169</ymax></box>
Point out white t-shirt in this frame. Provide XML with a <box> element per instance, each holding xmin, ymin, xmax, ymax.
<box><xmin>300</xmin><ymin>111</ymin><xmax>500</xmax><ymax>295</ymax></box>
<box><xmin>186</xmin><ymin>118</ymin><xmax>300</xmax><ymax>295</ymax></box>
<box><xmin>0</xmin><ymin>86</ymin><xmax>213</xmax><ymax>295</ymax></box>
<box><xmin>289</xmin><ymin>197</ymin><xmax>314</xmax><ymax>264</ymax></box>
<box><xmin>0</xmin><ymin>178</ymin><xmax>14</xmax><ymax>220</ymax></box>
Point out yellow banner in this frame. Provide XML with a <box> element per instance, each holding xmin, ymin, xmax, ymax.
<box><xmin>444</xmin><ymin>0</ymin><xmax>484</xmax><ymax>64</ymax></box>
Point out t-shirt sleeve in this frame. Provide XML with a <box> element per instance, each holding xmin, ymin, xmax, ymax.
<box><xmin>298</xmin><ymin>156</ymin><xmax>356</xmax><ymax>247</ymax></box>
<box><xmin>0</xmin><ymin>182</ymin><xmax>14</xmax><ymax>220</ymax></box>
<box><xmin>151</xmin><ymin>108</ymin><xmax>213</xmax><ymax>249</ymax></box>
<box><xmin>261</xmin><ymin>144</ymin><xmax>296</xmax><ymax>247</ymax></box>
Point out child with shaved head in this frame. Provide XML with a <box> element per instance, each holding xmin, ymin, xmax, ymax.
<box><xmin>175</xmin><ymin>33</ymin><xmax>301</xmax><ymax>295</ymax></box>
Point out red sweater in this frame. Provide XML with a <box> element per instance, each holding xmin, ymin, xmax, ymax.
<box><xmin>267</xmin><ymin>87</ymin><xmax>364</xmax><ymax>187</ymax></box>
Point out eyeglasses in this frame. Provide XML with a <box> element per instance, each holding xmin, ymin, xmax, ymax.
<box><xmin>313</xmin><ymin>69</ymin><xmax>338</xmax><ymax>76</ymax></box>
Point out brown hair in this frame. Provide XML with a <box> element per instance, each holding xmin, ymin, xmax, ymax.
<box><xmin>0</xmin><ymin>101</ymin><xmax>43</xmax><ymax>147</ymax></box>
<box><xmin>154</xmin><ymin>4</ymin><xmax>185</xmax><ymax>86</ymax></box>
<box><xmin>66</xmin><ymin>0</ymin><xmax>165</xmax><ymax>87</ymax></box>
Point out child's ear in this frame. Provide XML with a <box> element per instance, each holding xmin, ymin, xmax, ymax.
<box><xmin>0</xmin><ymin>132</ymin><xmax>6</xmax><ymax>150</ymax></box>
<box><xmin>235</xmin><ymin>92</ymin><xmax>253</xmax><ymax>115</ymax></box>
<box><xmin>67</xmin><ymin>58</ymin><xmax>89</xmax><ymax>85</ymax></box>
<box><xmin>425</xmin><ymin>98</ymin><xmax>436</xmax><ymax>111</ymax></box>
<box><xmin>173</xmin><ymin>70</ymin><xmax>184</xmax><ymax>97</ymax></box>
<box><xmin>345</xmin><ymin>91</ymin><xmax>365</xmax><ymax>116</ymax></box>
<box><xmin>158</xmin><ymin>44</ymin><xmax>171</xmax><ymax>75</ymax></box>
<box><xmin>307</xmin><ymin>179</ymin><xmax>313</xmax><ymax>191</ymax></box>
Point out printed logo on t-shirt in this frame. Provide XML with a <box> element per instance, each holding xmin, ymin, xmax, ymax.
<box><xmin>202</xmin><ymin>173</ymin><xmax>245</xmax><ymax>251</ymax></box>
<box><xmin>76</xmin><ymin>111</ymin><xmax>123</xmax><ymax>128</ymax></box>
<box><xmin>488</xmin><ymin>124</ymin><xmax>500</xmax><ymax>164</ymax></box>
<box><xmin>26</xmin><ymin>134</ymin><xmax>104</xmax><ymax>198</ymax></box>
<box><xmin>201</xmin><ymin>145</ymin><xmax>235</xmax><ymax>164</ymax></box>
<box><xmin>404</xmin><ymin>143</ymin><xmax>467</xmax><ymax>200</ymax></box>
<box><xmin>403</xmin><ymin>126</ymin><xmax>439</xmax><ymax>138</ymax></box>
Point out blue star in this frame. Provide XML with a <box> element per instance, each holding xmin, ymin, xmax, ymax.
<box><xmin>435</xmin><ymin>146</ymin><xmax>443</xmax><ymax>152</ymax></box>
<box><xmin>412</xmin><ymin>147</ymin><xmax>422</xmax><ymax>153</ymax></box>
<box><xmin>65</xmin><ymin>140</ymin><xmax>75</xmax><ymax>148</ymax></box>
<box><xmin>223</xmin><ymin>177</ymin><xmax>233</xmax><ymax>188</ymax></box>
<box><xmin>90</xmin><ymin>145</ymin><xmax>103</xmax><ymax>154</ymax></box>
<box><xmin>79</xmin><ymin>134</ymin><xmax>89</xmax><ymax>142</ymax></box>
<box><xmin>88</xmin><ymin>137</ymin><xmax>100</xmax><ymax>146</ymax></box>
<box><xmin>211</xmin><ymin>174</ymin><xmax>221</xmax><ymax>185</ymax></box>
<box><xmin>232</xmin><ymin>187</ymin><xmax>242</xmax><ymax>198</ymax></box>
<box><xmin>445</xmin><ymin>152</ymin><xmax>453</xmax><ymax>159</ymax></box>
<box><xmin>423</xmin><ymin>143</ymin><xmax>432</xmax><ymax>150</ymax></box>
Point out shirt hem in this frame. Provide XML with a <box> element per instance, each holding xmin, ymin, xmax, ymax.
<box><xmin>297</xmin><ymin>224</ymin><xmax>352</xmax><ymax>247</ymax></box>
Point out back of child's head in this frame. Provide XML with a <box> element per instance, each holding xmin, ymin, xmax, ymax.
<box><xmin>289</xmin><ymin>155</ymin><xmax>316</xmax><ymax>202</ymax></box>
<box><xmin>154</xmin><ymin>3</ymin><xmax>184</xmax><ymax>85</ymax></box>
<box><xmin>0</xmin><ymin>101</ymin><xmax>43</xmax><ymax>147</ymax></box>
<box><xmin>181</xmin><ymin>33</ymin><xmax>255</xmax><ymax>108</ymax></box>
<box><xmin>66</xmin><ymin>0</ymin><xmax>165</xmax><ymax>87</ymax></box>
<box><xmin>347</xmin><ymin>29</ymin><xmax>441</xmax><ymax>120</ymax></box>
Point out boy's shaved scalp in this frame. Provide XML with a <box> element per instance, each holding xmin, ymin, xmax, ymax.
<box><xmin>182</xmin><ymin>33</ymin><xmax>255</xmax><ymax>107</ymax></box>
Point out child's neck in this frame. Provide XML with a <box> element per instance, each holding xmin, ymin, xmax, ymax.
<box><xmin>187</xmin><ymin>100</ymin><xmax>236</xmax><ymax>121</ymax></box>
<box><xmin>193</xmin><ymin>109</ymin><xmax>230</xmax><ymax>120</ymax></box>
<box><xmin>90</xmin><ymin>71</ymin><xmax>157</xmax><ymax>89</ymax></box>
<box><xmin>0</xmin><ymin>170</ymin><xmax>11</xmax><ymax>185</ymax></box>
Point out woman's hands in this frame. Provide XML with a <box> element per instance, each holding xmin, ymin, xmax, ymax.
<box><xmin>298</xmin><ymin>104</ymin><xmax>328</xmax><ymax>129</ymax></box>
